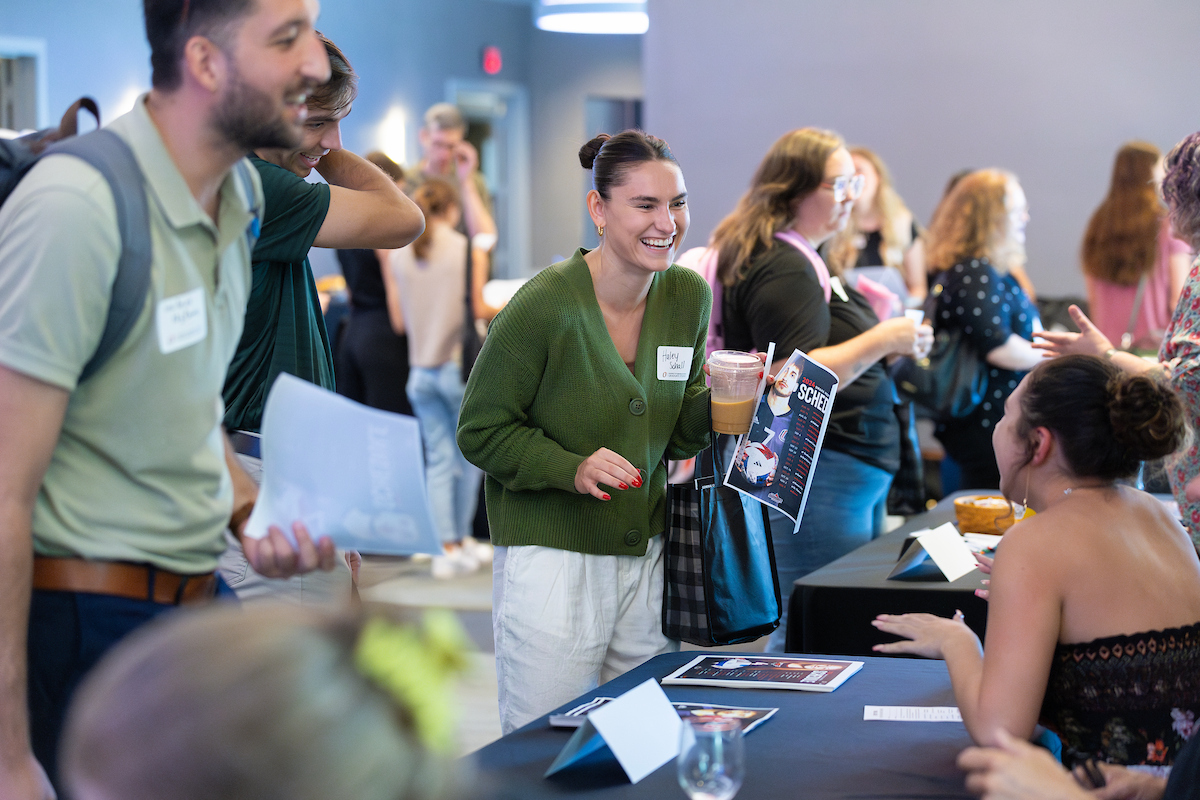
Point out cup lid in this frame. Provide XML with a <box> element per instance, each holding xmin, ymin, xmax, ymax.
<box><xmin>709</xmin><ymin>350</ymin><xmax>760</xmax><ymax>369</ymax></box>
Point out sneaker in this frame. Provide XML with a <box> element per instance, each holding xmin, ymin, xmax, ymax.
<box><xmin>431</xmin><ymin>544</ymin><xmax>480</xmax><ymax>580</ymax></box>
<box><xmin>461</xmin><ymin>536</ymin><xmax>494</xmax><ymax>565</ymax></box>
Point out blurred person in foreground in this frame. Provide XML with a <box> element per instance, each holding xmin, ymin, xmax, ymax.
<box><xmin>61</xmin><ymin>604</ymin><xmax>468</xmax><ymax>800</ymax></box>
<box><xmin>710</xmin><ymin>127</ymin><xmax>932</xmax><ymax>651</ymax></box>
<box><xmin>1038</xmin><ymin>131</ymin><xmax>1200</xmax><ymax>546</ymax></box>
<box><xmin>874</xmin><ymin>356</ymin><xmax>1200</xmax><ymax>767</ymax></box>
<box><xmin>925</xmin><ymin>169</ymin><xmax>1044</xmax><ymax>491</ymax></box>
<box><xmin>1081</xmin><ymin>141</ymin><xmax>1191</xmax><ymax>353</ymax></box>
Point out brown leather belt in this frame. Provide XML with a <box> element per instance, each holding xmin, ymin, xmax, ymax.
<box><xmin>32</xmin><ymin>557</ymin><xmax>217</xmax><ymax>606</ymax></box>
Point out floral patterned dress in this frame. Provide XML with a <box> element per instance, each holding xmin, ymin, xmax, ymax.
<box><xmin>1040</xmin><ymin>622</ymin><xmax>1200</xmax><ymax>767</ymax></box>
<box><xmin>1161</xmin><ymin>256</ymin><xmax>1200</xmax><ymax>545</ymax></box>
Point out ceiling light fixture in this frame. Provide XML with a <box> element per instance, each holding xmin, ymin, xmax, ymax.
<box><xmin>534</xmin><ymin>1</ymin><xmax>649</xmax><ymax>35</ymax></box>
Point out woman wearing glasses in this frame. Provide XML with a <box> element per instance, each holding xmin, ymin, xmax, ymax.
<box><xmin>925</xmin><ymin>169</ymin><xmax>1043</xmax><ymax>491</ymax></box>
<box><xmin>711</xmin><ymin>127</ymin><xmax>932</xmax><ymax>651</ymax></box>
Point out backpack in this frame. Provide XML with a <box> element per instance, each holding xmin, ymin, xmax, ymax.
<box><xmin>0</xmin><ymin>97</ymin><xmax>259</xmax><ymax>382</ymax></box>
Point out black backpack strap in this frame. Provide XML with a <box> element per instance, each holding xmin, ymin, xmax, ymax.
<box><xmin>46</xmin><ymin>130</ymin><xmax>152</xmax><ymax>383</ymax></box>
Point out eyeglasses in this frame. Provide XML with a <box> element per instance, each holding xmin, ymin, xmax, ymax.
<box><xmin>820</xmin><ymin>173</ymin><xmax>865</xmax><ymax>202</ymax></box>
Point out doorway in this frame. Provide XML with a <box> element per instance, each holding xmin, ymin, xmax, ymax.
<box><xmin>445</xmin><ymin>79</ymin><xmax>532</xmax><ymax>279</ymax></box>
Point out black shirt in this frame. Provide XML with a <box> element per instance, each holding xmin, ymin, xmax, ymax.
<box><xmin>337</xmin><ymin>248</ymin><xmax>387</xmax><ymax>313</ymax></box>
<box><xmin>933</xmin><ymin>257</ymin><xmax>1039</xmax><ymax>457</ymax></box>
<box><xmin>723</xmin><ymin>241</ymin><xmax>900</xmax><ymax>473</ymax></box>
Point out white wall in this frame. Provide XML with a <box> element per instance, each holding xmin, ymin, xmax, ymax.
<box><xmin>529</xmin><ymin>30</ymin><xmax>643</xmax><ymax>268</ymax></box>
<box><xmin>644</xmin><ymin>0</ymin><xmax>1200</xmax><ymax>297</ymax></box>
<box><xmin>0</xmin><ymin>0</ymin><xmax>643</xmax><ymax>275</ymax></box>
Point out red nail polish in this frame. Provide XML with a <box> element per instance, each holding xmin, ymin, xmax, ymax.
<box><xmin>632</xmin><ymin>478</ymin><xmax>642</xmax><ymax>488</ymax></box>
<box><xmin>602</xmin><ymin>493</ymin><xmax>611</xmax><ymax>501</ymax></box>
<box><xmin>618</xmin><ymin>482</ymin><xmax>629</xmax><ymax>490</ymax></box>
<box><xmin>758</xmin><ymin>371</ymin><xmax>764</xmax><ymax>379</ymax></box>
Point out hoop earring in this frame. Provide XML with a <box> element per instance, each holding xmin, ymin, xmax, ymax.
<box><xmin>596</xmin><ymin>225</ymin><xmax>604</xmax><ymax>237</ymax></box>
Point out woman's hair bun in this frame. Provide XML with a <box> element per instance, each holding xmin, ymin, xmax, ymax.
<box><xmin>1107</xmin><ymin>372</ymin><xmax>1188</xmax><ymax>461</ymax></box>
<box><xmin>578</xmin><ymin>133</ymin><xmax>612</xmax><ymax>170</ymax></box>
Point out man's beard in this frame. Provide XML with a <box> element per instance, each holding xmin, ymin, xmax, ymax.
<box><xmin>213</xmin><ymin>64</ymin><xmax>305</xmax><ymax>152</ymax></box>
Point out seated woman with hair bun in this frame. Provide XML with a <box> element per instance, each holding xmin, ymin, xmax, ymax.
<box><xmin>872</xmin><ymin>355</ymin><xmax>1200</xmax><ymax>768</ymax></box>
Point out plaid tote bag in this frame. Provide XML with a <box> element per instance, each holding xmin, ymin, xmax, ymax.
<box><xmin>662</xmin><ymin>438</ymin><xmax>781</xmax><ymax>646</ymax></box>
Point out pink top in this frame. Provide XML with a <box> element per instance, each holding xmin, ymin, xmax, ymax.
<box><xmin>1087</xmin><ymin>218</ymin><xmax>1192</xmax><ymax>349</ymax></box>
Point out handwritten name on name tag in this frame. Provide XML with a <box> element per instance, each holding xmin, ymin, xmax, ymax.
<box><xmin>657</xmin><ymin>346</ymin><xmax>693</xmax><ymax>381</ymax></box>
<box><xmin>156</xmin><ymin>288</ymin><xmax>207</xmax><ymax>354</ymax></box>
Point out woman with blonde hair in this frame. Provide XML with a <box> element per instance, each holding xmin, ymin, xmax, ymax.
<box><xmin>823</xmin><ymin>146</ymin><xmax>927</xmax><ymax>301</ymax></box>
<box><xmin>1081</xmin><ymin>140</ymin><xmax>1192</xmax><ymax>352</ymax></box>
<box><xmin>712</xmin><ymin>127</ymin><xmax>932</xmax><ymax>650</ymax></box>
<box><xmin>60</xmin><ymin>604</ymin><xmax>468</xmax><ymax>800</ymax></box>
<box><xmin>925</xmin><ymin>169</ymin><xmax>1043</xmax><ymax>490</ymax></box>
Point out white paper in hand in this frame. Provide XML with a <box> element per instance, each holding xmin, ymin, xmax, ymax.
<box><xmin>243</xmin><ymin>375</ymin><xmax>442</xmax><ymax>556</ymax></box>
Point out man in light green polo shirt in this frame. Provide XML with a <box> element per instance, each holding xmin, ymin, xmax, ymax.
<box><xmin>0</xmin><ymin>0</ymin><xmax>339</xmax><ymax>794</ymax></box>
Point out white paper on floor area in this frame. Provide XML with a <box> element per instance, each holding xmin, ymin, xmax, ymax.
<box><xmin>243</xmin><ymin>374</ymin><xmax>442</xmax><ymax>556</ymax></box>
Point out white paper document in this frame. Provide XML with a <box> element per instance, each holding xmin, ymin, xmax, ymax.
<box><xmin>243</xmin><ymin>375</ymin><xmax>442</xmax><ymax>556</ymax></box>
<box><xmin>864</xmin><ymin>706</ymin><xmax>963</xmax><ymax>722</ymax></box>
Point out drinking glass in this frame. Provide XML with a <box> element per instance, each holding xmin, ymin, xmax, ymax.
<box><xmin>677</xmin><ymin>717</ymin><xmax>744</xmax><ymax>800</ymax></box>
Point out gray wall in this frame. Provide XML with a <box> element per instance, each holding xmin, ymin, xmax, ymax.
<box><xmin>0</xmin><ymin>0</ymin><xmax>642</xmax><ymax>275</ymax></box>
<box><xmin>644</xmin><ymin>0</ymin><xmax>1200</xmax><ymax>297</ymax></box>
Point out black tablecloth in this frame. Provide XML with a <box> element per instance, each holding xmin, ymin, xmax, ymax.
<box><xmin>469</xmin><ymin>651</ymin><xmax>973</xmax><ymax>799</ymax></box>
<box><xmin>785</xmin><ymin>492</ymin><xmax>991</xmax><ymax>655</ymax></box>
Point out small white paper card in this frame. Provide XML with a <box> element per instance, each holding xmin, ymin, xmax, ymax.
<box><xmin>243</xmin><ymin>374</ymin><xmax>442</xmax><ymax>556</ymax></box>
<box><xmin>864</xmin><ymin>706</ymin><xmax>962</xmax><ymax>722</ymax></box>
<box><xmin>545</xmin><ymin>678</ymin><xmax>681</xmax><ymax>783</ymax></box>
<box><xmin>156</xmin><ymin>287</ymin><xmax>207</xmax><ymax>354</ymax></box>
<box><xmin>657</xmin><ymin>346</ymin><xmax>693</xmax><ymax>381</ymax></box>
<box><xmin>917</xmin><ymin>522</ymin><xmax>979</xmax><ymax>582</ymax></box>
<box><xmin>912</xmin><ymin>522</ymin><xmax>979</xmax><ymax>578</ymax></box>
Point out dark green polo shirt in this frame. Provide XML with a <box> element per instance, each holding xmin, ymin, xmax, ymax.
<box><xmin>222</xmin><ymin>156</ymin><xmax>333</xmax><ymax>432</ymax></box>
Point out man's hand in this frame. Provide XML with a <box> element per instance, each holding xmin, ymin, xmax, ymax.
<box><xmin>453</xmin><ymin>140</ymin><xmax>480</xmax><ymax>183</ymax></box>
<box><xmin>241</xmin><ymin>521</ymin><xmax>337</xmax><ymax>578</ymax></box>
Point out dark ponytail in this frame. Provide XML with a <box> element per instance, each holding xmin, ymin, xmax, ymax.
<box><xmin>578</xmin><ymin>129</ymin><xmax>678</xmax><ymax>199</ymax></box>
<box><xmin>1017</xmin><ymin>355</ymin><xmax>1187</xmax><ymax>480</ymax></box>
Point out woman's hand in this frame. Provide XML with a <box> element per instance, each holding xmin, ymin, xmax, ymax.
<box><xmin>957</xmin><ymin>730</ymin><xmax>1091</xmax><ymax>800</ymax></box>
<box><xmin>1032</xmin><ymin>305</ymin><xmax>1112</xmax><ymax>358</ymax></box>
<box><xmin>574</xmin><ymin>448</ymin><xmax>642</xmax><ymax>501</ymax></box>
<box><xmin>975</xmin><ymin>553</ymin><xmax>993</xmax><ymax>601</ymax></box>
<box><xmin>876</xmin><ymin>316</ymin><xmax>920</xmax><ymax>358</ymax></box>
<box><xmin>871</xmin><ymin>610</ymin><xmax>977</xmax><ymax>659</ymax></box>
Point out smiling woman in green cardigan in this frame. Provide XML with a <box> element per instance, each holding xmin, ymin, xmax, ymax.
<box><xmin>457</xmin><ymin>130</ymin><xmax>713</xmax><ymax>733</ymax></box>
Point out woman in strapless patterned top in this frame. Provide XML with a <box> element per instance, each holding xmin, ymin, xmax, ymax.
<box><xmin>871</xmin><ymin>355</ymin><xmax>1200</xmax><ymax>768</ymax></box>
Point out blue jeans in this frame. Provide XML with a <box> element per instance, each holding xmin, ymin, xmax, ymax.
<box><xmin>408</xmin><ymin>363</ymin><xmax>481</xmax><ymax>544</ymax></box>
<box><xmin>765</xmin><ymin>449</ymin><xmax>892</xmax><ymax>652</ymax></box>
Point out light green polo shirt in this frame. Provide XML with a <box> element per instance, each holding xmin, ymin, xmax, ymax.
<box><xmin>0</xmin><ymin>96</ymin><xmax>261</xmax><ymax>573</ymax></box>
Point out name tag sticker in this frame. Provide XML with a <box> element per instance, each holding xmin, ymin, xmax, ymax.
<box><xmin>657</xmin><ymin>346</ymin><xmax>693</xmax><ymax>381</ymax></box>
<box><xmin>156</xmin><ymin>288</ymin><xmax>207</xmax><ymax>354</ymax></box>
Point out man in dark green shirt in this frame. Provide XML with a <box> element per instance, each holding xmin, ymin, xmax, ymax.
<box><xmin>222</xmin><ymin>33</ymin><xmax>423</xmax><ymax>433</ymax></box>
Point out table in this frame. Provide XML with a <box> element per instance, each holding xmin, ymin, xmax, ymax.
<box><xmin>785</xmin><ymin>492</ymin><xmax>990</xmax><ymax>655</ymax></box>
<box><xmin>469</xmin><ymin>651</ymin><xmax>974</xmax><ymax>799</ymax></box>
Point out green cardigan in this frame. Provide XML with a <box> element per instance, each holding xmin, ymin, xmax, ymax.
<box><xmin>457</xmin><ymin>249</ymin><xmax>712</xmax><ymax>556</ymax></box>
